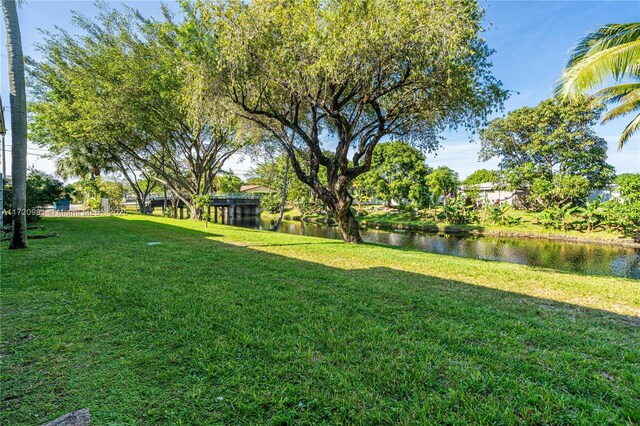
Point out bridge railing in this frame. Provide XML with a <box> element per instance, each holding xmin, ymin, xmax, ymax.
<box><xmin>210</xmin><ymin>193</ymin><xmax>263</xmax><ymax>200</ymax></box>
<box><xmin>146</xmin><ymin>193</ymin><xmax>263</xmax><ymax>202</ymax></box>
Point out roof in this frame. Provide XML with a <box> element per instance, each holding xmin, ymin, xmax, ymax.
<box><xmin>240</xmin><ymin>184</ymin><xmax>276</xmax><ymax>193</ymax></box>
<box><xmin>459</xmin><ymin>182</ymin><xmax>499</xmax><ymax>191</ymax></box>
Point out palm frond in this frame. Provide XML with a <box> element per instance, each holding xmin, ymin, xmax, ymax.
<box><xmin>618</xmin><ymin>112</ymin><xmax>640</xmax><ymax>149</ymax></box>
<box><xmin>566</xmin><ymin>23</ymin><xmax>640</xmax><ymax>67</ymax></box>
<box><xmin>602</xmin><ymin>97</ymin><xmax>640</xmax><ymax>123</ymax></box>
<box><xmin>556</xmin><ymin>39</ymin><xmax>640</xmax><ymax>96</ymax></box>
<box><xmin>593</xmin><ymin>82</ymin><xmax>640</xmax><ymax>104</ymax></box>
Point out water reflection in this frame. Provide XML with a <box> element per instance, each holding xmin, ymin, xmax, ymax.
<box><xmin>228</xmin><ymin>216</ymin><xmax>640</xmax><ymax>279</ymax></box>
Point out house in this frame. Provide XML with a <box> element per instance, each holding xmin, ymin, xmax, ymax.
<box><xmin>239</xmin><ymin>184</ymin><xmax>276</xmax><ymax>194</ymax></box>
<box><xmin>588</xmin><ymin>184</ymin><xmax>621</xmax><ymax>202</ymax></box>
<box><xmin>458</xmin><ymin>182</ymin><xmax>527</xmax><ymax>207</ymax></box>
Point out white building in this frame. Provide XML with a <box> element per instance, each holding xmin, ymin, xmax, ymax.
<box><xmin>458</xmin><ymin>182</ymin><xmax>527</xmax><ymax>207</ymax></box>
<box><xmin>588</xmin><ymin>184</ymin><xmax>621</xmax><ymax>202</ymax></box>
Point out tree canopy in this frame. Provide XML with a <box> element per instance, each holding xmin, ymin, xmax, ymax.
<box><xmin>426</xmin><ymin>167</ymin><xmax>459</xmax><ymax>205</ymax></box>
<box><xmin>28</xmin><ymin>3</ymin><xmax>255</xmax><ymax>217</ymax></box>
<box><xmin>464</xmin><ymin>169</ymin><xmax>499</xmax><ymax>186</ymax></box>
<box><xmin>480</xmin><ymin>97</ymin><xmax>614</xmax><ymax>207</ymax></box>
<box><xmin>355</xmin><ymin>141</ymin><xmax>431</xmax><ymax>207</ymax></box>
<box><xmin>209</xmin><ymin>0</ymin><xmax>506</xmax><ymax>242</ymax></box>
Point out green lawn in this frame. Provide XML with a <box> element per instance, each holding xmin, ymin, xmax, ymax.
<box><xmin>2</xmin><ymin>216</ymin><xmax>639</xmax><ymax>424</ymax></box>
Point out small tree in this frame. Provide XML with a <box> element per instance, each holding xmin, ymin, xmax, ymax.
<box><xmin>215</xmin><ymin>171</ymin><xmax>243</xmax><ymax>193</ymax></box>
<box><xmin>426</xmin><ymin>167</ymin><xmax>460</xmax><ymax>207</ymax></box>
<box><xmin>464</xmin><ymin>169</ymin><xmax>499</xmax><ymax>185</ymax></box>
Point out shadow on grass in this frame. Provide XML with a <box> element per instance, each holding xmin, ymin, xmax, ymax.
<box><xmin>1</xmin><ymin>216</ymin><xmax>639</xmax><ymax>425</ymax></box>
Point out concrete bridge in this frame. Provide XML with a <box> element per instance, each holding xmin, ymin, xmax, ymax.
<box><xmin>147</xmin><ymin>193</ymin><xmax>262</xmax><ymax>221</ymax></box>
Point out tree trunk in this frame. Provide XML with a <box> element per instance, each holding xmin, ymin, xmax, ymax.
<box><xmin>334</xmin><ymin>204</ymin><xmax>362</xmax><ymax>243</ymax></box>
<box><xmin>137</xmin><ymin>196</ymin><xmax>145</xmax><ymax>215</ymax></box>
<box><xmin>3</xmin><ymin>0</ymin><xmax>27</xmax><ymax>249</ymax></box>
<box><xmin>271</xmin><ymin>157</ymin><xmax>289</xmax><ymax>231</ymax></box>
<box><xmin>325</xmin><ymin>188</ymin><xmax>362</xmax><ymax>243</ymax></box>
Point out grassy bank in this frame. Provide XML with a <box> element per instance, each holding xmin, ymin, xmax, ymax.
<box><xmin>263</xmin><ymin>206</ymin><xmax>638</xmax><ymax>247</ymax></box>
<box><xmin>2</xmin><ymin>216</ymin><xmax>639</xmax><ymax>424</ymax></box>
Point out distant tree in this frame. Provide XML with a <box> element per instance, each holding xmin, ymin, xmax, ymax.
<box><xmin>246</xmin><ymin>162</ymin><xmax>279</xmax><ymax>188</ymax></box>
<box><xmin>211</xmin><ymin>0</ymin><xmax>506</xmax><ymax>242</ymax></box>
<box><xmin>480</xmin><ymin>97</ymin><xmax>615</xmax><ymax>207</ymax></box>
<box><xmin>215</xmin><ymin>171</ymin><xmax>243</xmax><ymax>193</ymax></box>
<box><xmin>616</xmin><ymin>173</ymin><xmax>640</xmax><ymax>203</ymax></box>
<box><xmin>355</xmin><ymin>141</ymin><xmax>432</xmax><ymax>208</ymax></box>
<box><xmin>75</xmin><ymin>177</ymin><xmax>125</xmax><ymax>210</ymax></box>
<box><xmin>555</xmin><ymin>23</ymin><xmax>640</xmax><ymax>149</ymax></box>
<box><xmin>464</xmin><ymin>169</ymin><xmax>499</xmax><ymax>185</ymax></box>
<box><xmin>426</xmin><ymin>167</ymin><xmax>459</xmax><ymax>206</ymax></box>
<box><xmin>531</xmin><ymin>174</ymin><xmax>591</xmax><ymax>207</ymax></box>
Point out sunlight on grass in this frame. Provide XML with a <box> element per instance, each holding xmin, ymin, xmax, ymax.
<box><xmin>140</xmin><ymin>215</ymin><xmax>639</xmax><ymax>317</ymax></box>
<box><xmin>2</xmin><ymin>216</ymin><xmax>639</xmax><ymax>424</ymax></box>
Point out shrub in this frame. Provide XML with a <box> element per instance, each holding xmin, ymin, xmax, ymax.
<box><xmin>3</xmin><ymin>170</ymin><xmax>66</xmax><ymax>223</ymax></box>
<box><xmin>538</xmin><ymin>204</ymin><xmax>579</xmax><ymax>232</ymax></box>
<box><xmin>601</xmin><ymin>201</ymin><xmax>640</xmax><ymax>238</ymax></box>
<box><xmin>260</xmin><ymin>193</ymin><xmax>282</xmax><ymax>214</ymax></box>
<box><xmin>443</xmin><ymin>199</ymin><xmax>477</xmax><ymax>225</ymax></box>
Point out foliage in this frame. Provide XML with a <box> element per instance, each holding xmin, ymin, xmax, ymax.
<box><xmin>464</xmin><ymin>169</ymin><xmax>499</xmax><ymax>185</ymax></box>
<box><xmin>487</xmin><ymin>203</ymin><xmax>521</xmax><ymax>227</ymax></box>
<box><xmin>211</xmin><ymin>0</ymin><xmax>506</xmax><ymax>242</ymax></box>
<box><xmin>28</xmin><ymin>3</ymin><xmax>254</xmax><ymax>217</ymax></box>
<box><xmin>426</xmin><ymin>167</ymin><xmax>459</xmax><ymax>205</ymax></box>
<box><xmin>74</xmin><ymin>177</ymin><xmax>125</xmax><ymax>210</ymax></box>
<box><xmin>260</xmin><ymin>193</ymin><xmax>282</xmax><ymax>215</ymax></box>
<box><xmin>615</xmin><ymin>173</ymin><xmax>640</xmax><ymax>203</ymax></box>
<box><xmin>193</xmin><ymin>194</ymin><xmax>213</xmax><ymax>223</ymax></box>
<box><xmin>576</xmin><ymin>197</ymin><xmax>605</xmax><ymax>233</ymax></box>
<box><xmin>555</xmin><ymin>23</ymin><xmax>640</xmax><ymax>148</ymax></box>
<box><xmin>538</xmin><ymin>204</ymin><xmax>580</xmax><ymax>232</ymax></box>
<box><xmin>601</xmin><ymin>200</ymin><xmax>640</xmax><ymax>238</ymax></box>
<box><xmin>215</xmin><ymin>172</ymin><xmax>243</xmax><ymax>193</ymax></box>
<box><xmin>3</xmin><ymin>170</ymin><xmax>66</xmax><ymax>223</ymax></box>
<box><xmin>530</xmin><ymin>174</ymin><xmax>590</xmax><ymax>208</ymax></box>
<box><xmin>354</xmin><ymin>141</ymin><xmax>432</xmax><ymax>207</ymax></box>
<box><xmin>480</xmin><ymin>97</ymin><xmax>614</xmax><ymax>208</ymax></box>
<box><xmin>442</xmin><ymin>198</ymin><xmax>477</xmax><ymax>225</ymax></box>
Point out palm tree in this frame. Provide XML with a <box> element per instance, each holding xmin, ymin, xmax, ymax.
<box><xmin>2</xmin><ymin>0</ymin><xmax>28</xmax><ymax>249</ymax></box>
<box><xmin>555</xmin><ymin>23</ymin><xmax>640</xmax><ymax>149</ymax></box>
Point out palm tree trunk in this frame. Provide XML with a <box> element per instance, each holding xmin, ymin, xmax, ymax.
<box><xmin>2</xmin><ymin>0</ymin><xmax>28</xmax><ymax>249</ymax></box>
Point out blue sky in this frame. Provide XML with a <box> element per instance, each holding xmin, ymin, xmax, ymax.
<box><xmin>1</xmin><ymin>0</ymin><xmax>639</xmax><ymax>180</ymax></box>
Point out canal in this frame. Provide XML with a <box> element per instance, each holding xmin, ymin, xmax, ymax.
<box><xmin>230</xmin><ymin>216</ymin><xmax>640</xmax><ymax>279</ymax></box>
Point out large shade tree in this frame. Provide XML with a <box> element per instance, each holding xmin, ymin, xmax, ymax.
<box><xmin>2</xmin><ymin>0</ymin><xmax>27</xmax><ymax>249</ymax></box>
<box><xmin>29</xmin><ymin>4</ymin><xmax>253</xmax><ymax>218</ymax></box>
<box><xmin>209</xmin><ymin>0</ymin><xmax>506</xmax><ymax>242</ymax></box>
<box><xmin>480</xmin><ymin>97</ymin><xmax>615</xmax><ymax>207</ymax></box>
<box><xmin>555</xmin><ymin>23</ymin><xmax>640</xmax><ymax>148</ymax></box>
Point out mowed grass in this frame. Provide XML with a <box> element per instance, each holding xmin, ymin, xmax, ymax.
<box><xmin>1</xmin><ymin>216</ymin><xmax>639</xmax><ymax>425</ymax></box>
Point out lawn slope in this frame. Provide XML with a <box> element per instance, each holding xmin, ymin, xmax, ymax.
<box><xmin>1</xmin><ymin>216</ymin><xmax>639</xmax><ymax>424</ymax></box>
